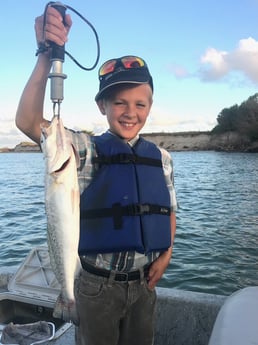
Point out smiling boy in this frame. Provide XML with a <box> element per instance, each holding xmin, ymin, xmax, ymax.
<box><xmin>16</xmin><ymin>6</ymin><xmax>177</xmax><ymax>345</ymax></box>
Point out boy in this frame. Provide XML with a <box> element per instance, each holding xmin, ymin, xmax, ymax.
<box><xmin>16</xmin><ymin>6</ymin><xmax>177</xmax><ymax>345</ymax></box>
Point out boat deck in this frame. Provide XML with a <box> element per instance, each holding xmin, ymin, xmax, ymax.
<box><xmin>0</xmin><ymin>267</ymin><xmax>226</xmax><ymax>345</ymax></box>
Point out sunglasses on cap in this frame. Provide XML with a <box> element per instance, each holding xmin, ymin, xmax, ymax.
<box><xmin>99</xmin><ymin>56</ymin><xmax>147</xmax><ymax>78</ymax></box>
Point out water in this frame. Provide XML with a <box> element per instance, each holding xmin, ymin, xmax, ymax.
<box><xmin>0</xmin><ymin>153</ymin><xmax>46</xmax><ymax>267</ymax></box>
<box><xmin>0</xmin><ymin>152</ymin><xmax>257</xmax><ymax>296</ymax></box>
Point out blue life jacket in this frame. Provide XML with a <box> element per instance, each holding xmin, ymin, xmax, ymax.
<box><xmin>79</xmin><ymin>132</ymin><xmax>171</xmax><ymax>255</ymax></box>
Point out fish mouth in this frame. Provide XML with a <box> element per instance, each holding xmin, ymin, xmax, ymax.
<box><xmin>54</xmin><ymin>158</ymin><xmax>70</xmax><ymax>173</ymax></box>
<box><xmin>49</xmin><ymin>157</ymin><xmax>71</xmax><ymax>175</ymax></box>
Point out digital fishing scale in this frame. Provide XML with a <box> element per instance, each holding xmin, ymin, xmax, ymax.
<box><xmin>43</xmin><ymin>2</ymin><xmax>100</xmax><ymax>117</ymax></box>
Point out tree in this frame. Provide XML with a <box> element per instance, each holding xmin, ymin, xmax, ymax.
<box><xmin>212</xmin><ymin>104</ymin><xmax>239</xmax><ymax>133</ymax></box>
<box><xmin>212</xmin><ymin>93</ymin><xmax>258</xmax><ymax>141</ymax></box>
<box><xmin>237</xmin><ymin>94</ymin><xmax>258</xmax><ymax>140</ymax></box>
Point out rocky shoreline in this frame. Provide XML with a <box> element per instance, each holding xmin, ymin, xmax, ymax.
<box><xmin>141</xmin><ymin>131</ymin><xmax>258</xmax><ymax>152</ymax></box>
<box><xmin>0</xmin><ymin>141</ymin><xmax>41</xmax><ymax>153</ymax></box>
<box><xmin>1</xmin><ymin>131</ymin><xmax>258</xmax><ymax>153</ymax></box>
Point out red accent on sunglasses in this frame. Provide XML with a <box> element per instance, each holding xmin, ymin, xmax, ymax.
<box><xmin>99</xmin><ymin>56</ymin><xmax>146</xmax><ymax>77</ymax></box>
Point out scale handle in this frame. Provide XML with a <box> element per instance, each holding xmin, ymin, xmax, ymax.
<box><xmin>49</xmin><ymin>2</ymin><xmax>67</xmax><ymax>62</ymax></box>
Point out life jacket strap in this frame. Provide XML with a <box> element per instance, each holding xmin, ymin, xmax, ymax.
<box><xmin>92</xmin><ymin>153</ymin><xmax>162</xmax><ymax>167</ymax></box>
<box><xmin>81</xmin><ymin>203</ymin><xmax>171</xmax><ymax>230</ymax></box>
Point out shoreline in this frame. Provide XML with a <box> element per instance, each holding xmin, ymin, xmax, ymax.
<box><xmin>1</xmin><ymin>131</ymin><xmax>258</xmax><ymax>153</ymax></box>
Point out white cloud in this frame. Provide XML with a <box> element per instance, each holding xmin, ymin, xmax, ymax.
<box><xmin>199</xmin><ymin>37</ymin><xmax>258</xmax><ymax>83</ymax></box>
<box><xmin>200</xmin><ymin>48</ymin><xmax>229</xmax><ymax>80</ymax></box>
<box><xmin>171</xmin><ymin>37</ymin><xmax>258</xmax><ymax>85</ymax></box>
<box><xmin>168</xmin><ymin>64</ymin><xmax>190</xmax><ymax>79</ymax></box>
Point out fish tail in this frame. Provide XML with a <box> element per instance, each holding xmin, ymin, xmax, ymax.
<box><xmin>53</xmin><ymin>293</ymin><xmax>80</xmax><ymax>326</ymax></box>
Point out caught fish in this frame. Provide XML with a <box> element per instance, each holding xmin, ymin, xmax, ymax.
<box><xmin>41</xmin><ymin>115</ymin><xmax>81</xmax><ymax>325</ymax></box>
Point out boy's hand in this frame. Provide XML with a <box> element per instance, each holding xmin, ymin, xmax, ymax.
<box><xmin>35</xmin><ymin>6</ymin><xmax>72</xmax><ymax>47</ymax></box>
<box><xmin>147</xmin><ymin>247</ymin><xmax>172</xmax><ymax>289</ymax></box>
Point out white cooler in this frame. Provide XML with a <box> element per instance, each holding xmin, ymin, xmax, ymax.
<box><xmin>209</xmin><ymin>286</ymin><xmax>258</xmax><ymax>345</ymax></box>
<box><xmin>0</xmin><ymin>247</ymin><xmax>72</xmax><ymax>339</ymax></box>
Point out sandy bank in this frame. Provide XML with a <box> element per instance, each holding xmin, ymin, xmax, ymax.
<box><xmin>1</xmin><ymin>132</ymin><xmax>258</xmax><ymax>153</ymax></box>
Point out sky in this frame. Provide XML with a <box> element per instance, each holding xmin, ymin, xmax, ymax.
<box><xmin>1</xmin><ymin>0</ymin><xmax>258</xmax><ymax>148</ymax></box>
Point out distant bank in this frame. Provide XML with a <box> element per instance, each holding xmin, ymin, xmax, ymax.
<box><xmin>1</xmin><ymin>131</ymin><xmax>258</xmax><ymax>153</ymax></box>
<box><xmin>142</xmin><ymin>131</ymin><xmax>258</xmax><ymax>152</ymax></box>
<box><xmin>0</xmin><ymin>141</ymin><xmax>41</xmax><ymax>153</ymax></box>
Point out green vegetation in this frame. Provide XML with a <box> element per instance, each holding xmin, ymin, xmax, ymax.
<box><xmin>212</xmin><ymin>93</ymin><xmax>258</xmax><ymax>141</ymax></box>
<box><xmin>80</xmin><ymin>129</ymin><xmax>94</xmax><ymax>136</ymax></box>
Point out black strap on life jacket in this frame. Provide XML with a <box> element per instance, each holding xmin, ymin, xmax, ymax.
<box><xmin>92</xmin><ymin>153</ymin><xmax>162</xmax><ymax>167</ymax></box>
<box><xmin>81</xmin><ymin>203</ymin><xmax>171</xmax><ymax>230</ymax></box>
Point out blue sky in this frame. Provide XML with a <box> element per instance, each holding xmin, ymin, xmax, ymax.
<box><xmin>1</xmin><ymin>0</ymin><xmax>258</xmax><ymax>147</ymax></box>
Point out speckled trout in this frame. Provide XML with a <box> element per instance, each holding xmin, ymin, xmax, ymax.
<box><xmin>41</xmin><ymin>115</ymin><xmax>81</xmax><ymax>325</ymax></box>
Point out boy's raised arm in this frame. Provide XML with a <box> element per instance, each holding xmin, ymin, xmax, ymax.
<box><xmin>15</xmin><ymin>7</ymin><xmax>72</xmax><ymax>144</ymax></box>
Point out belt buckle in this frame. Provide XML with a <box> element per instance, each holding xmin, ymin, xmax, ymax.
<box><xmin>116</xmin><ymin>272</ymin><xmax>129</xmax><ymax>282</ymax></box>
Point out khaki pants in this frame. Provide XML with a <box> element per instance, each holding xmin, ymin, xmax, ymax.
<box><xmin>75</xmin><ymin>269</ymin><xmax>156</xmax><ymax>345</ymax></box>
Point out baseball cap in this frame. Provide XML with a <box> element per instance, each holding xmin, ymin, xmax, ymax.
<box><xmin>95</xmin><ymin>55</ymin><xmax>153</xmax><ymax>101</ymax></box>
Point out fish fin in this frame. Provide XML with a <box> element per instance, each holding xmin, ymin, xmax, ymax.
<box><xmin>53</xmin><ymin>293</ymin><xmax>80</xmax><ymax>326</ymax></box>
<box><xmin>71</xmin><ymin>143</ymin><xmax>80</xmax><ymax>168</ymax></box>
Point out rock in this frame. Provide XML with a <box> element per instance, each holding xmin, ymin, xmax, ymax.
<box><xmin>13</xmin><ymin>142</ymin><xmax>40</xmax><ymax>153</ymax></box>
<box><xmin>0</xmin><ymin>147</ymin><xmax>13</xmax><ymax>153</ymax></box>
<box><xmin>141</xmin><ymin>132</ymin><xmax>211</xmax><ymax>151</ymax></box>
<box><xmin>1</xmin><ymin>133</ymin><xmax>258</xmax><ymax>153</ymax></box>
<box><xmin>141</xmin><ymin>131</ymin><xmax>258</xmax><ymax>152</ymax></box>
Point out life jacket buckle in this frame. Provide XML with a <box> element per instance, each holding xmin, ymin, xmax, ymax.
<box><xmin>133</xmin><ymin>203</ymin><xmax>150</xmax><ymax>215</ymax></box>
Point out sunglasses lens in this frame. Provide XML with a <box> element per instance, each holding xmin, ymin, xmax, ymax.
<box><xmin>121</xmin><ymin>56</ymin><xmax>145</xmax><ymax>69</ymax></box>
<box><xmin>99</xmin><ymin>56</ymin><xmax>146</xmax><ymax>77</ymax></box>
<box><xmin>99</xmin><ymin>60</ymin><xmax>117</xmax><ymax>76</ymax></box>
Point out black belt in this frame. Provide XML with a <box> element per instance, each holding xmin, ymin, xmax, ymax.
<box><xmin>81</xmin><ymin>260</ymin><xmax>150</xmax><ymax>282</ymax></box>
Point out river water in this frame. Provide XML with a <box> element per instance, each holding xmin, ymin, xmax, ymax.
<box><xmin>0</xmin><ymin>151</ymin><xmax>257</xmax><ymax>296</ymax></box>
